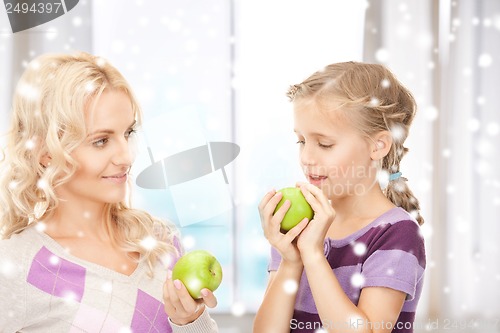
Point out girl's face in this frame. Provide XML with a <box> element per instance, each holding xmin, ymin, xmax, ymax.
<box><xmin>293</xmin><ymin>100</ymin><xmax>378</xmax><ymax>200</ymax></box>
<box><xmin>55</xmin><ymin>90</ymin><xmax>137</xmax><ymax>206</ymax></box>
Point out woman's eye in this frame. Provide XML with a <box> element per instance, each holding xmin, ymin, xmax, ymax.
<box><xmin>93</xmin><ymin>137</ymin><xmax>108</xmax><ymax>147</ymax></box>
<box><xmin>296</xmin><ymin>140</ymin><xmax>305</xmax><ymax>145</ymax></box>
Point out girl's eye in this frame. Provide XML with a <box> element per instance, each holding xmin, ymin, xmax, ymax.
<box><xmin>296</xmin><ymin>140</ymin><xmax>305</xmax><ymax>145</ymax></box>
<box><xmin>93</xmin><ymin>137</ymin><xmax>108</xmax><ymax>147</ymax></box>
<box><xmin>318</xmin><ymin>143</ymin><xmax>334</xmax><ymax>149</ymax></box>
<box><xmin>125</xmin><ymin>128</ymin><xmax>137</xmax><ymax>139</ymax></box>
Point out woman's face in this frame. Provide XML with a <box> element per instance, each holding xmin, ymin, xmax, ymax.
<box><xmin>55</xmin><ymin>89</ymin><xmax>137</xmax><ymax>206</ymax></box>
<box><xmin>293</xmin><ymin>99</ymin><xmax>379</xmax><ymax>200</ymax></box>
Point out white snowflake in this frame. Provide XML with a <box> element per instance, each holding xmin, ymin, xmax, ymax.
<box><xmin>72</xmin><ymin>17</ymin><xmax>82</xmax><ymax>27</ymax></box>
<box><xmin>8</xmin><ymin>181</ymin><xmax>19</xmax><ymax>190</ymax></box>
<box><xmin>17</xmin><ymin>82</ymin><xmax>40</xmax><ymax>100</ymax></box>
<box><xmin>35</xmin><ymin>222</ymin><xmax>47</xmax><ymax>232</ymax></box>
<box><xmin>390</xmin><ymin>124</ymin><xmax>406</xmax><ymax>142</ymax></box>
<box><xmin>486</xmin><ymin>122</ymin><xmax>499</xmax><ymax>136</ymax></box>
<box><xmin>140</xmin><ymin>236</ymin><xmax>157</xmax><ymax>250</ymax></box>
<box><xmin>375</xmin><ymin>48</ymin><xmax>390</xmax><ymax>63</ymax></box>
<box><xmin>282</xmin><ymin>279</ymin><xmax>298</xmax><ymax>294</ymax></box>
<box><xmin>351</xmin><ymin>273</ymin><xmax>365</xmax><ymax>288</ymax></box>
<box><xmin>377</xmin><ymin>170</ymin><xmax>390</xmax><ymax>189</ymax></box>
<box><xmin>369</xmin><ymin>97</ymin><xmax>380</xmax><ymax>107</ymax></box>
<box><xmin>231</xmin><ymin>301</ymin><xmax>246</xmax><ymax>317</ymax></box>
<box><xmin>101</xmin><ymin>281</ymin><xmax>113</xmax><ymax>293</ymax></box>
<box><xmin>182</xmin><ymin>235</ymin><xmax>196</xmax><ymax>250</ymax></box>
<box><xmin>352</xmin><ymin>242</ymin><xmax>367</xmax><ymax>256</ymax></box>
<box><xmin>36</xmin><ymin>178</ymin><xmax>49</xmax><ymax>190</ymax></box>
<box><xmin>423</xmin><ymin>105</ymin><xmax>439</xmax><ymax>121</ymax></box>
<box><xmin>24</xmin><ymin>138</ymin><xmax>36</xmax><ymax>150</ymax></box>
<box><xmin>45</xmin><ymin>28</ymin><xmax>58</xmax><ymax>41</ymax></box>
<box><xmin>1</xmin><ymin>259</ymin><xmax>18</xmax><ymax>279</ymax></box>
<box><xmin>467</xmin><ymin>118</ymin><xmax>480</xmax><ymax>132</ymax></box>
<box><xmin>49</xmin><ymin>255</ymin><xmax>60</xmax><ymax>266</ymax></box>
<box><xmin>63</xmin><ymin>291</ymin><xmax>78</xmax><ymax>303</ymax></box>
<box><xmin>478</xmin><ymin>53</ymin><xmax>493</xmax><ymax>68</ymax></box>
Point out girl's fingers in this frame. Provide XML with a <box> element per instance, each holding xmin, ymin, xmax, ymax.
<box><xmin>258</xmin><ymin>189</ymin><xmax>276</xmax><ymax>212</ymax></box>
<box><xmin>261</xmin><ymin>192</ymin><xmax>290</xmax><ymax>237</ymax></box>
<box><xmin>283</xmin><ymin>217</ymin><xmax>309</xmax><ymax>242</ymax></box>
<box><xmin>298</xmin><ymin>183</ymin><xmax>331</xmax><ymax>212</ymax></box>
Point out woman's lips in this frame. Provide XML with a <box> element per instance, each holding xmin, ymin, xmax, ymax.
<box><xmin>103</xmin><ymin>173</ymin><xmax>128</xmax><ymax>184</ymax></box>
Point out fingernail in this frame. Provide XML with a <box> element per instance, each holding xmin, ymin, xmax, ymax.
<box><xmin>173</xmin><ymin>280</ymin><xmax>182</xmax><ymax>290</ymax></box>
<box><xmin>201</xmin><ymin>289</ymin><xmax>209</xmax><ymax>297</ymax></box>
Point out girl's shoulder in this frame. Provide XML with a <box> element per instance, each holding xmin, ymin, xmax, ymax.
<box><xmin>357</xmin><ymin>208</ymin><xmax>426</xmax><ymax>267</ymax></box>
<box><xmin>330</xmin><ymin>207</ymin><xmax>422</xmax><ymax>246</ymax></box>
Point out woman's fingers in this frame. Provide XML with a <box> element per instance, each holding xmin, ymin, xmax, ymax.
<box><xmin>199</xmin><ymin>288</ymin><xmax>218</xmax><ymax>308</ymax></box>
<box><xmin>171</xmin><ymin>279</ymin><xmax>200</xmax><ymax>314</ymax></box>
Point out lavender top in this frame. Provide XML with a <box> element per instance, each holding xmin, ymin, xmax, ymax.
<box><xmin>0</xmin><ymin>226</ymin><xmax>218</xmax><ymax>333</ymax></box>
<box><xmin>269</xmin><ymin>207</ymin><xmax>426</xmax><ymax>333</ymax></box>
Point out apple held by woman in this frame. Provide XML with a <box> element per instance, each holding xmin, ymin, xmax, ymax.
<box><xmin>273</xmin><ymin>187</ymin><xmax>314</xmax><ymax>232</ymax></box>
<box><xmin>171</xmin><ymin>250</ymin><xmax>223</xmax><ymax>299</ymax></box>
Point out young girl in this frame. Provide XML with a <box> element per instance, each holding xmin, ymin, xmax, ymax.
<box><xmin>254</xmin><ymin>62</ymin><xmax>426</xmax><ymax>333</ymax></box>
<box><xmin>0</xmin><ymin>52</ymin><xmax>218</xmax><ymax>332</ymax></box>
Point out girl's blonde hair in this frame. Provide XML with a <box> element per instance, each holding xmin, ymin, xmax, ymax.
<box><xmin>0</xmin><ymin>52</ymin><xmax>178</xmax><ymax>272</ymax></box>
<box><xmin>288</xmin><ymin>61</ymin><xmax>424</xmax><ymax>225</ymax></box>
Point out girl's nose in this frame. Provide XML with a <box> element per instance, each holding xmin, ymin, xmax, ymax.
<box><xmin>300</xmin><ymin>144</ymin><xmax>316</xmax><ymax>167</ymax></box>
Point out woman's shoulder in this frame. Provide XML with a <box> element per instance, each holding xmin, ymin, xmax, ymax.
<box><xmin>0</xmin><ymin>226</ymin><xmax>41</xmax><ymax>255</ymax></box>
<box><xmin>0</xmin><ymin>227</ymin><xmax>46</xmax><ymax>268</ymax></box>
<box><xmin>0</xmin><ymin>227</ymin><xmax>43</xmax><ymax>291</ymax></box>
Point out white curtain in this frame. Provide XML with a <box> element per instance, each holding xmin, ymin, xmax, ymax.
<box><xmin>367</xmin><ymin>0</ymin><xmax>500</xmax><ymax>323</ymax></box>
<box><xmin>444</xmin><ymin>0</ymin><xmax>500</xmax><ymax>318</ymax></box>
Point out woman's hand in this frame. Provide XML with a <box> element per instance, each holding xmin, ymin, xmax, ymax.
<box><xmin>295</xmin><ymin>182</ymin><xmax>336</xmax><ymax>258</ymax></box>
<box><xmin>163</xmin><ymin>272</ymin><xmax>217</xmax><ymax>326</ymax></box>
<box><xmin>258</xmin><ymin>189</ymin><xmax>309</xmax><ymax>265</ymax></box>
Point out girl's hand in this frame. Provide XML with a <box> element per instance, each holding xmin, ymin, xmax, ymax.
<box><xmin>163</xmin><ymin>272</ymin><xmax>217</xmax><ymax>326</ymax></box>
<box><xmin>295</xmin><ymin>182</ymin><xmax>336</xmax><ymax>257</ymax></box>
<box><xmin>258</xmin><ymin>189</ymin><xmax>309</xmax><ymax>265</ymax></box>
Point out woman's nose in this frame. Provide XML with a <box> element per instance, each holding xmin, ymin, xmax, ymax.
<box><xmin>113</xmin><ymin>139</ymin><xmax>133</xmax><ymax>166</ymax></box>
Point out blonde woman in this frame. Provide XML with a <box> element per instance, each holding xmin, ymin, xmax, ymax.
<box><xmin>0</xmin><ymin>52</ymin><xmax>218</xmax><ymax>332</ymax></box>
<box><xmin>255</xmin><ymin>62</ymin><xmax>426</xmax><ymax>333</ymax></box>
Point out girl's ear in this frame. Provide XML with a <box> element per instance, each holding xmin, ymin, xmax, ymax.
<box><xmin>370</xmin><ymin>130</ymin><xmax>393</xmax><ymax>161</ymax></box>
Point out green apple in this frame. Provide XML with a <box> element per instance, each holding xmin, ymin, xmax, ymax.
<box><xmin>171</xmin><ymin>250</ymin><xmax>223</xmax><ymax>299</ymax></box>
<box><xmin>273</xmin><ymin>187</ymin><xmax>314</xmax><ymax>232</ymax></box>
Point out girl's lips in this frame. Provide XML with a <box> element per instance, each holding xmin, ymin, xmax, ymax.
<box><xmin>307</xmin><ymin>174</ymin><xmax>327</xmax><ymax>185</ymax></box>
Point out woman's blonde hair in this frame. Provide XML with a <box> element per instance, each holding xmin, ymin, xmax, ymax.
<box><xmin>288</xmin><ymin>61</ymin><xmax>424</xmax><ymax>225</ymax></box>
<box><xmin>0</xmin><ymin>52</ymin><xmax>178</xmax><ymax>272</ymax></box>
